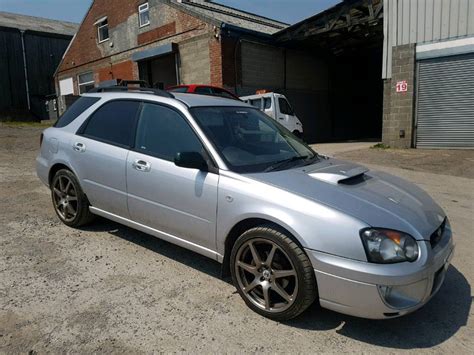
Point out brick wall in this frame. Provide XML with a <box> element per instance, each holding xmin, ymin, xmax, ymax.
<box><xmin>382</xmin><ymin>44</ymin><xmax>416</xmax><ymax>148</ymax></box>
<box><xmin>209</xmin><ymin>37</ymin><xmax>223</xmax><ymax>86</ymax></box>
<box><xmin>137</xmin><ymin>22</ymin><xmax>177</xmax><ymax>45</ymax></box>
<box><xmin>97</xmin><ymin>60</ymin><xmax>137</xmax><ymax>81</ymax></box>
<box><xmin>59</xmin><ymin>0</ymin><xmax>141</xmax><ymax>72</ymax></box>
<box><xmin>56</xmin><ymin>0</ymin><xmax>211</xmax><ymax>89</ymax></box>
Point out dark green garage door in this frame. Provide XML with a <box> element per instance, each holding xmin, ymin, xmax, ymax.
<box><xmin>416</xmin><ymin>53</ymin><xmax>474</xmax><ymax>148</ymax></box>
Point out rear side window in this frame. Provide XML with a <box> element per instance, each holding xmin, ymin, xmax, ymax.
<box><xmin>81</xmin><ymin>100</ymin><xmax>140</xmax><ymax>148</ymax></box>
<box><xmin>55</xmin><ymin>96</ymin><xmax>100</xmax><ymax>128</ymax></box>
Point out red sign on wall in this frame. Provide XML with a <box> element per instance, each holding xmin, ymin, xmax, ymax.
<box><xmin>396</xmin><ymin>80</ymin><xmax>408</xmax><ymax>93</ymax></box>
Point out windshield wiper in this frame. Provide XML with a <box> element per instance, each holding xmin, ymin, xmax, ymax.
<box><xmin>264</xmin><ymin>155</ymin><xmax>311</xmax><ymax>172</ymax></box>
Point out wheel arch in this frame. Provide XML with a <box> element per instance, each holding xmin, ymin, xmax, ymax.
<box><xmin>221</xmin><ymin>217</ymin><xmax>308</xmax><ymax>278</ymax></box>
<box><xmin>48</xmin><ymin>163</ymin><xmax>73</xmax><ymax>186</ymax></box>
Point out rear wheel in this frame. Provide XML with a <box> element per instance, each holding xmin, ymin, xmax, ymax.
<box><xmin>230</xmin><ymin>226</ymin><xmax>317</xmax><ymax>320</ymax></box>
<box><xmin>51</xmin><ymin>169</ymin><xmax>94</xmax><ymax>227</ymax></box>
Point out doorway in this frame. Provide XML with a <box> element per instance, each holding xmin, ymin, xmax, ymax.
<box><xmin>138</xmin><ymin>53</ymin><xmax>179</xmax><ymax>89</ymax></box>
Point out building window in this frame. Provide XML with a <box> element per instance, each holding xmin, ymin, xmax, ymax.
<box><xmin>78</xmin><ymin>72</ymin><xmax>95</xmax><ymax>94</ymax></box>
<box><xmin>97</xmin><ymin>18</ymin><xmax>109</xmax><ymax>43</ymax></box>
<box><xmin>139</xmin><ymin>3</ymin><xmax>150</xmax><ymax>27</ymax></box>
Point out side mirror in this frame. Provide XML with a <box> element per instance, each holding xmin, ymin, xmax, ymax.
<box><xmin>174</xmin><ymin>151</ymin><xmax>208</xmax><ymax>171</ymax></box>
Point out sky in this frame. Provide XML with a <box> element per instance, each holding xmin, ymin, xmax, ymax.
<box><xmin>0</xmin><ymin>0</ymin><xmax>341</xmax><ymax>25</ymax></box>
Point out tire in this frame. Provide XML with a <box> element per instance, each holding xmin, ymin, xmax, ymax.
<box><xmin>51</xmin><ymin>169</ymin><xmax>94</xmax><ymax>227</ymax></box>
<box><xmin>230</xmin><ymin>225</ymin><xmax>317</xmax><ymax>321</ymax></box>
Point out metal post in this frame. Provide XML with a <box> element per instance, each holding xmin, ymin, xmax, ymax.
<box><xmin>175</xmin><ymin>52</ymin><xmax>181</xmax><ymax>84</ymax></box>
<box><xmin>20</xmin><ymin>30</ymin><xmax>31</xmax><ymax>111</ymax></box>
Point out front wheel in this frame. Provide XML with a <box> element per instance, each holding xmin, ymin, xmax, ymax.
<box><xmin>230</xmin><ymin>226</ymin><xmax>317</xmax><ymax>321</ymax></box>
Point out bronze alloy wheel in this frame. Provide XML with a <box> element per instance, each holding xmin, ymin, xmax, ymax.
<box><xmin>51</xmin><ymin>169</ymin><xmax>94</xmax><ymax>227</ymax></box>
<box><xmin>52</xmin><ymin>174</ymin><xmax>78</xmax><ymax>223</ymax></box>
<box><xmin>231</xmin><ymin>226</ymin><xmax>317</xmax><ymax>320</ymax></box>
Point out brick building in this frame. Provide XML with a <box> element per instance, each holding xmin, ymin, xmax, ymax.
<box><xmin>55</xmin><ymin>0</ymin><xmax>286</xmax><ymax>112</ymax></box>
<box><xmin>56</xmin><ymin>0</ymin><xmax>474</xmax><ymax>147</ymax></box>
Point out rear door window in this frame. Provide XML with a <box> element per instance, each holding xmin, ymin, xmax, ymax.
<box><xmin>81</xmin><ymin>100</ymin><xmax>140</xmax><ymax>148</ymax></box>
<box><xmin>55</xmin><ymin>96</ymin><xmax>100</xmax><ymax>128</ymax></box>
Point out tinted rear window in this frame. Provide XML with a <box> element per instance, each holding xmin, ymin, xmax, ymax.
<box><xmin>54</xmin><ymin>96</ymin><xmax>100</xmax><ymax>128</ymax></box>
<box><xmin>81</xmin><ymin>100</ymin><xmax>140</xmax><ymax>148</ymax></box>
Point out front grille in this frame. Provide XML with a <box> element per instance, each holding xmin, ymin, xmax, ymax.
<box><xmin>430</xmin><ymin>219</ymin><xmax>446</xmax><ymax>248</ymax></box>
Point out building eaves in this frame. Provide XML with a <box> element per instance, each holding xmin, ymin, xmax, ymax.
<box><xmin>0</xmin><ymin>11</ymin><xmax>79</xmax><ymax>36</ymax></box>
<box><xmin>168</xmin><ymin>0</ymin><xmax>288</xmax><ymax>35</ymax></box>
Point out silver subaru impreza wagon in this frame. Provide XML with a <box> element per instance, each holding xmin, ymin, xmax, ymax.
<box><xmin>37</xmin><ymin>86</ymin><xmax>454</xmax><ymax>320</ymax></box>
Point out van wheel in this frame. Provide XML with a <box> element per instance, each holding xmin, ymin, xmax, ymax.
<box><xmin>51</xmin><ymin>169</ymin><xmax>94</xmax><ymax>227</ymax></box>
<box><xmin>230</xmin><ymin>226</ymin><xmax>317</xmax><ymax>321</ymax></box>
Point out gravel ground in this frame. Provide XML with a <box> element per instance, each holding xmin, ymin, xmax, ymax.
<box><xmin>1</xmin><ymin>125</ymin><xmax>473</xmax><ymax>353</ymax></box>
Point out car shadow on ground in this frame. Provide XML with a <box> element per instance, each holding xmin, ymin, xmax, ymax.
<box><xmin>285</xmin><ymin>266</ymin><xmax>471</xmax><ymax>349</ymax></box>
<box><xmin>84</xmin><ymin>218</ymin><xmax>471</xmax><ymax>349</ymax></box>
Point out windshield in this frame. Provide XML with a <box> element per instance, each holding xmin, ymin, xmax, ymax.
<box><xmin>191</xmin><ymin>106</ymin><xmax>317</xmax><ymax>173</ymax></box>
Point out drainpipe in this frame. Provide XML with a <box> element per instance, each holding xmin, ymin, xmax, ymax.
<box><xmin>20</xmin><ymin>30</ymin><xmax>31</xmax><ymax>111</ymax></box>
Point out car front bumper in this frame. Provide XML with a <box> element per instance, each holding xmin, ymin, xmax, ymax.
<box><xmin>305</xmin><ymin>238</ymin><xmax>455</xmax><ymax>319</ymax></box>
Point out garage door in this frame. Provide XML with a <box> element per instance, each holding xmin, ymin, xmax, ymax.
<box><xmin>416</xmin><ymin>53</ymin><xmax>474</xmax><ymax>148</ymax></box>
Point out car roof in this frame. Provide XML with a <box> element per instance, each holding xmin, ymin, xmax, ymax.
<box><xmin>84</xmin><ymin>91</ymin><xmax>250</xmax><ymax>108</ymax></box>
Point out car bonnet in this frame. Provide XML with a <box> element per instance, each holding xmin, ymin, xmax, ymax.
<box><xmin>246</xmin><ymin>158</ymin><xmax>445</xmax><ymax>240</ymax></box>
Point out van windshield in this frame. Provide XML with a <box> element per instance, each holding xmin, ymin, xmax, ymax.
<box><xmin>191</xmin><ymin>106</ymin><xmax>316</xmax><ymax>173</ymax></box>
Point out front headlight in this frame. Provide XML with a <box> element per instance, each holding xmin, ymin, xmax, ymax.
<box><xmin>360</xmin><ymin>228</ymin><xmax>419</xmax><ymax>263</ymax></box>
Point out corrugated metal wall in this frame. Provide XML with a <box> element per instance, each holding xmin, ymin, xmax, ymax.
<box><xmin>383</xmin><ymin>0</ymin><xmax>474</xmax><ymax>78</ymax></box>
<box><xmin>0</xmin><ymin>28</ymin><xmax>71</xmax><ymax>120</ymax></box>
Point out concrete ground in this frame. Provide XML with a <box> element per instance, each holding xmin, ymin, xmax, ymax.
<box><xmin>1</xmin><ymin>125</ymin><xmax>473</xmax><ymax>353</ymax></box>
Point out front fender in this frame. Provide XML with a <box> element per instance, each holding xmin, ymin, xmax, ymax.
<box><xmin>216</xmin><ymin>171</ymin><xmax>369</xmax><ymax>261</ymax></box>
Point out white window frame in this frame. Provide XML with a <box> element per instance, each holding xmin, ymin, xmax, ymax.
<box><xmin>97</xmin><ymin>18</ymin><xmax>109</xmax><ymax>43</ymax></box>
<box><xmin>78</xmin><ymin>72</ymin><xmax>95</xmax><ymax>94</ymax></box>
<box><xmin>138</xmin><ymin>3</ymin><xmax>150</xmax><ymax>28</ymax></box>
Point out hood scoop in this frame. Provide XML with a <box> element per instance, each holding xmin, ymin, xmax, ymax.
<box><xmin>308</xmin><ymin>166</ymin><xmax>369</xmax><ymax>185</ymax></box>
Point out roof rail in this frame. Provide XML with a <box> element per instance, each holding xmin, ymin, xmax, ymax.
<box><xmin>88</xmin><ymin>82</ymin><xmax>174</xmax><ymax>98</ymax></box>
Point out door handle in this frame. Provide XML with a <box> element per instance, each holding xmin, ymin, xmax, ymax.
<box><xmin>278</xmin><ymin>117</ymin><xmax>285</xmax><ymax>120</ymax></box>
<box><xmin>133</xmin><ymin>159</ymin><xmax>151</xmax><ymax>172</ymax></box>
<box><xmin>73</xmin><ymin>142</ymin><xmax>86</xmax><ymax>152</ymax></box>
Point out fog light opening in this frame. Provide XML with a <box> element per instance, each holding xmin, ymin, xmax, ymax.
<box><xmin>377</xmin><ymin>283</ymin><xmax>425</xmax><ymax>309</ymax></box>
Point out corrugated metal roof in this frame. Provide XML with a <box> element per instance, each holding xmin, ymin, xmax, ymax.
<box><xmin>173</xmin><ymin>0</ymin><xmax>288</xmax><ymax>34</ymax></box>
<box><xmin>0</xmin><ymin>11</ymin><xmax>79</xmax><ymax>36</ymax></box>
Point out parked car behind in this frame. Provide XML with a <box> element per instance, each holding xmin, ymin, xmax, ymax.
<box><xmin>37</xmin><ymin>87</ymin><xmax>454</xmax><ymax>321</ymax></box>
<box><xmin>167</xmin><ymin>84</ymin><xmax>240</xmax><ymax>100</ymax></box>
<box><xmin>240</xmin><ymin>92</ymin><xmax>303</xmax><ymax>138</ymax></box>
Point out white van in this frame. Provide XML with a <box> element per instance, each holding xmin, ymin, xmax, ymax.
<box><xmin>240</xmin><ymin>92</ymin><xmax>303</xmax><ymax>137</ymax></box>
